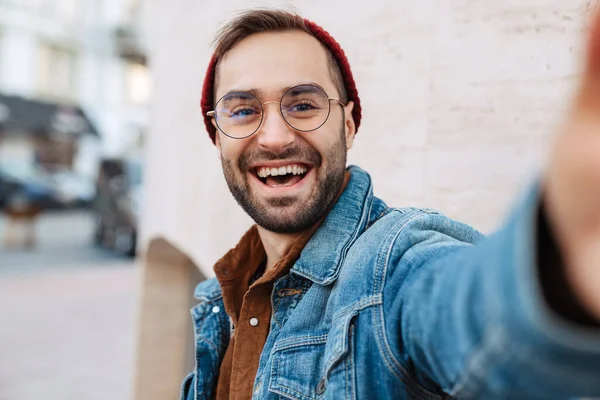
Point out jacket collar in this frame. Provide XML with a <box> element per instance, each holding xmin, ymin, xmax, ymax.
<box><xmin>291</xmin><ymin>165</ymin><xmax>375</xmax><ymax>285</ymax></box>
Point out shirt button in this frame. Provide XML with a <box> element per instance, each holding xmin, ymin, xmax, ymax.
<box><xmin>249</xmin><ymin>317</ymin><xmax>259</xmax><ymax>327</ymax></box>
<box><xmin>212</xmin><ymin>306</ymin><xmax>220</xmax><ymax>314</ymax></box>
<box><xmin>316</xmin><ymin>378</ymin><xmax>326</xmax><ymax>395</ymax></box>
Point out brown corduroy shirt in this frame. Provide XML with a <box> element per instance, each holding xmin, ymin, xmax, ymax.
<box><xmin>214</xmin><ymin>173</ymin><xmax>349</xmax><ymax>400</ymax></box>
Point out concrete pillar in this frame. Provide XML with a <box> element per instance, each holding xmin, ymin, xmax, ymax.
<box><xmin>133</xmin><ymin>237</ymin><xmax>205</xmax><ymax>400</ymax></box>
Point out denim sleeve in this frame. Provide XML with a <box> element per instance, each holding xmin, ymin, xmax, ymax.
<box><xmin>386</xmin><ymin>186</ymin><xmax>600</xmax><ymax>399</ymax></box>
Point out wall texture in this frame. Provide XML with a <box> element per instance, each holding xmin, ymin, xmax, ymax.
<box><xmin>143</xmin><ymin>0</ymin><xmax>597</xmax><ymax>277</ymax></box>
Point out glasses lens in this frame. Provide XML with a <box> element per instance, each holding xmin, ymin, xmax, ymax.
<box><xmin>281</xmin><ymin>85</ymin><xmax>331</xmax><ymax>132</ymax></box>
<box><xmin>214</xmin><ymin>92</ymin><xmax>262</xmax><ymax>138</ymax></box>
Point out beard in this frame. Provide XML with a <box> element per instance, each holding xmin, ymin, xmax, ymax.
<box><xmin>221</xmin><ymin>128</ymin><xmax>347</xmax><ymax>234</ymax></box>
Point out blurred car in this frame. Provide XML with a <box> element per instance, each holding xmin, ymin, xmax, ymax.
<box><xmin>93</xmin><ymin>158</ymin><xmax>142</xmax><ymax>257</ymax></box>
<box><xmin>0</xmin><ymin>162</ymin><xmax>96</xmax><ymax>210</ymax></box>
<box><xmin>0</xmin><ymin>172</ymin><xmax>25</xmax><ymax>208</ymax></box>
<box><xmin>0</xmin><ymin>162</ymin><xmax>59</xmax><ymax>209</ymax></box>
<box><xmin>50</xmin><ymin>168</ymin><xmax>96</xmax><ymax>207</ymax></box>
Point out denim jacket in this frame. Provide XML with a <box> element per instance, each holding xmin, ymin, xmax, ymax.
<box><xmin>181</xmin><ymin>165</ymin><xmax>600</xmax><ymax>400</ymax></box>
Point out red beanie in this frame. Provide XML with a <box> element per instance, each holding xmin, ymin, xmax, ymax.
<box><xmin>201</xmin><ymin>18</ymin><xmax>362</xmax><ymax>144</ymax></box>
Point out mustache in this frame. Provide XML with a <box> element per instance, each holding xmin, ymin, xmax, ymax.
<box><xmin>238</xmin><ymin>146</ymin><xmax>322</xmax><ymax>171</ymax></box>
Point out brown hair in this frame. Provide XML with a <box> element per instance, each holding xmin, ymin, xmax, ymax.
<box><xmin>211</xmin><ymin>8</ymin><xmax>348</xmax><ymax>102</ymax></box>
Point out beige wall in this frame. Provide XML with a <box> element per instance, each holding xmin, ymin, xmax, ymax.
<box><xmin>142</xmin><ymin>0</ymin><xmax>595</xmax><ymax>278</ymax></box>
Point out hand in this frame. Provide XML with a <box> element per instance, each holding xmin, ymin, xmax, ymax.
<box><xmin>544</xmin><ymin>9</ymin><xmax>600</xmax><ymax>319</ymax></box>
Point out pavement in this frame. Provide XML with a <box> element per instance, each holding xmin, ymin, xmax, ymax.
<box><xmin>0</xmin><ymin>210</ymin><xmax>139</xmax><ymax>400</ymax></box>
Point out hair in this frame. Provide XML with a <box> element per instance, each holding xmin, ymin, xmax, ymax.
<box><xmin>211</xmin><ymin>8</ymin><xmax>348</xmax><ymax>103</ymax></box>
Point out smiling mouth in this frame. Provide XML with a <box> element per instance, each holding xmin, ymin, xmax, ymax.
<box><xmin>251</xmin><ymin>163</ymin><xmax>310</xmax><ymax>187</ymax></box>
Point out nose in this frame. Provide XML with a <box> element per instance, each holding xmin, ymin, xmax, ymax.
<box><xmin>256</xmin><ymin>102</ymin><xmax>296</xmax><ymax>151</ymax></box>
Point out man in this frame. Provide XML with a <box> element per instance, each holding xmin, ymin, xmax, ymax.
<box><xmin>182</xmin><ymin>8</ymin><xmax>600</xmax><ymax>400</ymax></box>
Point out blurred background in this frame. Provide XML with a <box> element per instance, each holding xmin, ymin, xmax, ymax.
<box><xmin>0</xmin><ymin>0</ymin><xmax>148</xmax><ymax>399</ymax></box>
<box><xmin>1</xmin><ymin>0</ymin><xmax>599</xmax><ymax>399</ymax></box>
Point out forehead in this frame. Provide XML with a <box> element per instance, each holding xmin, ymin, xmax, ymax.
<box><xmin>215</xmin><ymin>30</ymin><xmax>334</xmax><ymax>99</ymax></box>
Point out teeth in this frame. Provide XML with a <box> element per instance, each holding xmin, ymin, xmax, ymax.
<box><xmin>256</xmin><ymin>164</ymin><xmax>308</xmax><ymax>178</ymax></box>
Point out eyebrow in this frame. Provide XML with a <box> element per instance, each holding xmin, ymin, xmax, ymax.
<box><xmin>221</xmin><ymin>82</ymin><xmax>327</xmax><ymax>99</ymax></box>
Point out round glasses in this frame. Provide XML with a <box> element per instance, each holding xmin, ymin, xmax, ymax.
<box><xmin>206</xmin><ymin>84</ymin><xmax>345</xmax><ymax>139</ymax></box>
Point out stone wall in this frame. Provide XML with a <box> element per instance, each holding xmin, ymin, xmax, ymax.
<box><xmin>143</xmin><ymin>0</ymin><xmax>597</xmax><ymax>277</ymax></box>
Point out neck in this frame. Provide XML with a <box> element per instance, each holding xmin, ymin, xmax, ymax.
<box><xmin>256</xmin><ymin>226</ymin><xmax>307</xmax><ymax>271</ymax></box>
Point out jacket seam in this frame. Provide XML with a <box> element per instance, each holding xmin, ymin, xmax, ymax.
<box><xmin>374</xmin><ymin>304</ymin><xmax>444</xmax><ymax>400</ymax></box>
<box><xmin>374</xmin><ymin>211</ymin><xmax>448</xmax><ymax>400</ymax></box>
<box><xmin>268</xmin><ymin>384</ymin><xmax>310</xmax><ymax>400</ymax></box>
<box><xmin>192</xmin><ymin>307</ymin><xmax>214</xmax><ymax>340</ymax></box>
<box><xmin>195</xmin><ymin>336</ymin><xmax>220</xmax><ymax>357</ymax></box>
<box><xmin>332</xmin><ymin>295</ymin><xmax>382</xmax><ymax>321</ymax></box>
<box><xmin>324</xmin><ymin>189</ymin><xmax>373</xmax><ymax>285</ymax></box>
<box><xmin>272</xmin><ymin>334</ymin><xmax>329</xmax><ymax>352</ymax></box>
<box><xmin>371</xmin><ymin>208</ymin><xmax>412</xmax><ymax>295</ymax></box>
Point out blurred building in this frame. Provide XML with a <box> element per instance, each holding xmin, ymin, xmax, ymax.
<box><xmin>0</xmin><ymin>0</ymin><xmax>150</xmax><ymax>181</ymax></box>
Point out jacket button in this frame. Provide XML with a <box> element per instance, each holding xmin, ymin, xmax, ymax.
<box><xmin>212</xmin><ymin>306</ymin><xmax>220</xmax><ymax>313</ymax></box>
<box><xmin>316</xmin><ymin>378</ymin><xmax>326</xmax><ymax>395</ymax></box>
<box><xmin>249</xmin><ymin>317</ymin><xmax>259</xmax><ymax>327</ymax></box>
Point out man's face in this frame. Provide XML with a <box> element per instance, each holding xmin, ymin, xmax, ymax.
<box><xmin>213</xmin><ymin>31</ymin><xmax>355</xmax><ymax>234</ymax></box>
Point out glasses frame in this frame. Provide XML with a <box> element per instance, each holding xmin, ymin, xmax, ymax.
<box><xmin>206</xmin><ymin>84</ymin><xmax>346</xmax><ymax>140</ymax></box>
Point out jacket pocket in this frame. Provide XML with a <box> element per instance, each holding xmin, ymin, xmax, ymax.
<box><xmin>268</xmin><ymin>334</ymin><xmax>329</xmax><ymax>400</ymax></box>
<box><xmin>268</xmin><ymin>311</ymin><xmax>359</xmax><ymax>400</ymax></box>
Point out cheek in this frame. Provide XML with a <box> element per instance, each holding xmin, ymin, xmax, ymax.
<box><xmin>307</xmin><ymin>129</ymin><xmax>344</xmax><ymax>161</ymax></box>
<box><xmin>301</xmin><ymin>129</ymin><xmax>337</xmax><ymax>156</ymax></box>
<box><xmin>219</xmin><ymin>141</ymin><xmax>245</xmax><ymax>165</ymax></box>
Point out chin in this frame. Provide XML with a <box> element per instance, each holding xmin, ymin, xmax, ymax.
<box><xmin>251</xmin><ymin>202</ymin><xmax>323</xmax><ymax>234</ymax></box>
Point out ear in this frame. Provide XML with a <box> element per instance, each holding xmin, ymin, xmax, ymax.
<box><xmin>343</xmin><ymin>101</ymin><xmax>356</xmax><ymax>150</ymax></box>
<box><xmin>212</xmin><ymin>121</ymin><xmax>222</xmax><ymax>160</ymax></box>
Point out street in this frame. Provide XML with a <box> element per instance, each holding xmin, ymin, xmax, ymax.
<box><xmin>0</xmin><ymin>211</ymin><xmax>138</xmax><ymax>400</ymax></box>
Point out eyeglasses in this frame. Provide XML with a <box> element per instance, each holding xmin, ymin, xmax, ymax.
<box><xmin>206</xmin><ymin>84</ymin><xmax>345</xmax><ymax>139</ymax></box>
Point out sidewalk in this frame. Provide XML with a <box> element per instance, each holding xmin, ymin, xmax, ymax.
<box><xmin>0</xmin><ymin>211</ymin><xmax>139</xmax><ymax>400</ymax></box>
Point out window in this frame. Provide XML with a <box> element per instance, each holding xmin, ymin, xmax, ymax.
<box><xmin>126</xmin><ymin>62</ymin><xmax>151</xmax><ymax>105</ymax></box>
<box><xmin>37</xmin><ymin>43</ymin><xmax>77</xmax><ymax>100</ymax></box>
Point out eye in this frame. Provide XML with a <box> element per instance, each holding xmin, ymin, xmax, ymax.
<box><xmin>289</xmin><ymin>101</ymin><xmax>318</xmax><ymax>112</ymax></box>
<box><xmin>230</xmin><ymin>107</ymin><xmax>259</xmax><ymax>118</ymax></box>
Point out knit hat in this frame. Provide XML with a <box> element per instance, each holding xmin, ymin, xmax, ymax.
<box><xmin>201</xmin><ymin>18</ymin><xmax>362</xmax><ymax>144</ymax></box>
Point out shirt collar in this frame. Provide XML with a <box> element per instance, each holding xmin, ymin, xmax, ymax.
<box><xmin>213</xmin><ymin>225</ymin><xmax>266</xmax><ymax>283</ymax></box>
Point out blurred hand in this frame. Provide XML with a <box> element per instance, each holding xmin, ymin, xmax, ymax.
<box><xmin>544</xmin><ymin>9</ymin><xmax>600</xmax><ymax>319</ymax></box>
